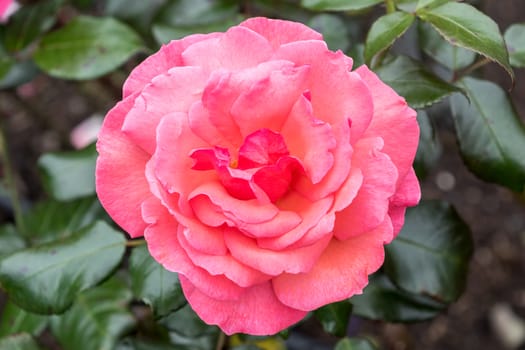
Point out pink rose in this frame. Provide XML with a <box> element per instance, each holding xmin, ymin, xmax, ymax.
<box><xmin>0</xmin><ymin>0</ymin><xmax>18</xmax><ymax>23</ymax></box>
<box><xmin>96</xmin><ymin>17</ymin><xmax>420</xmax><ymax>335</ymax></box>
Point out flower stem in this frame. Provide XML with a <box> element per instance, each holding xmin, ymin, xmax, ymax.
<box><xmin>0</xmin><ymin>122</ymin><xmax>26</xmax><ymax>236</ymax></box>
<box><xmin>125</xmin><ymin>239</ymin><xmax>146</xmax><ymax>247</ymax></box>
<box><xmin>385</xmin><ymin>0</ymin><xmax>396</xmax><ymax>13</ymax></box>
<box><xmin>215</xmin><ymin>331</ymin><xmax>227</xmax><ymax>350</ymax></box>
<box><xmin>454</xmin><ymin>57</ymin><xmax>491</xmax><ymax>82</ymax></box>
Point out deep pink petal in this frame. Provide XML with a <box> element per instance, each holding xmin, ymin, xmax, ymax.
<box><xmin>142</xmin><ymin>198</ymin><xmax>243</xmax><ymax>301</ymax></box>
<box><xmin>178</xmin><ymin>230</ymin><xmax>271</xmax><ymax>287</ymax></box>
<box><xmin>122</xmin><ymin>66</ymin><xmax>209</xmax><ymax>154</ymax></box>
<box><xmin>225</xmin><ymin>228</ymin><xmax>332</xmax><ymax>276</ymax></box>
<box><xmin>182</xmin><ymin>25</ymin><xmax>273</xmax><ymax>71</ymax></box>
<box><xmin>95</xmin><ymin>92</ymin><xmax>151</xmax><ymax>238</ymax></box>
<box><xmin>356</xmin><ymin>65</ymin><xmax>419</xmax><ymax>185</ymax></box>
<box><xmin>388</xmin><ymin>168</ymin><xmax>421</xmax><ymax>239</ymax></box>
<box><xmin>333</xmin><ymin>137</ymin><xmax>398</xmax><ymax>241</ymax></box>
<box><xmin>273</xmin><ymin>218</ymin><xmax>392</xmax><ymax>311</ymax></box>
<box><xmin>181</xmin><ymin>277</ymin><xmax>307</xmax><ymax>336</ymax></box>
<box><xmin>238</xmin><ymin>129</ymin><xmax>289</xmax><ymax>168</ymax></box>
<box><xmin>123</xmin><ymin>33</ymin><xmax>220</xmax><ymax>98</ymax></box>
<box><xmin>275</xmin><ymin>40</ymin><xmax>373</xmax><ymax>142</ymax></box>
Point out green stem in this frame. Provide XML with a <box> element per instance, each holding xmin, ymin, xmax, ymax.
<box><xmin>125</xmin><ymin>239</ymin><xmax>147</xmax><ymax>247</ymax></box>
<box><xmin>215</xmin><ymin>331</ymin><xmax>227</xmax><ymax>350</ymax></box>
<box><xmin>0</xmin><ymin>122</ymin><xmax>26</xmax><ymax>236</ymax></box>
<box><xmin>385</xmin><ymin>0</ymin><xmax>396</xmax><ymax>13</ymax></box>
<box><xmin>454</xmin><ymin>57</ymin><xmax>491</xmax><ymax>82</ymax></box>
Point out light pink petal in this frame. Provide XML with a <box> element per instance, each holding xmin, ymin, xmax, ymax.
<box><xmin>152</xmin><ymin>113</ymin><xmax>216</xmax><ymax>214</ymax></box>
<box><xmin>287</xmin><ymin>213</ymin><xmax>335</xmax><ymax>248</ymax></box>
<box><xmin>142</xmin><ymin>198</ymin><xmax>243</xmax><ymax>301</ymax></box>
<box><xmin>182</xmin><ymin>25</ymin><xmax>273</xmax><ymax>71</ymax></box>
<box><xmin>231</xmin><ymin>65</ymin><xmax>310</xmax><ymax>137</ymax></box>
<box><xmin>188</xmin><ymin>101</ymin><xmax>236</xmax><ymax>149</ymax></box>
<box><xmin>95</xmin><ymin>92</ymin><xmax>150</xmax><ymax>238</ymax></box>
<box><xmin>178</xmin><ymin>229</ymin><xmax>271</xmax><ymax>287</ymax></box>
<box><xmin>275</xmin><ymin>40</ymin><xmax>374</xmax><ymax>142</ymax></box>
<box><xmin>333</xmin><ymin>137</ymin><xmax>398</xmax><ymax>241</ymax></box>
<box><xmin>332</xmin><ymin>167</ymin><xmax>363</xmax><ymax>212</ymax></box>
<box><xmin>123</xmin><ymin>33</ymin><xmax>220</xmax><ymax>98</ymax></box>
<box><xmin>225</xmin><ymin>228</ymin><xmax>332</xmax><ymax>276</ymax></box>
<box><xmin>281</xmin><ymin>96</ymin><xmax>336</xmax><ymax>184</ymax></box>
<box><xmin>181</xmin><ymin>277</ymin><xmax>307</xmax><ymax>336</ymax></box>
<box><xmin>240</xmin><ymin>17</ymin><xmax>323</xmax><ymax>50</ymax></box>
<box><xmin>388</xmin><ymin>168</ymin><xmax>421</xmax><ymax>239</ymax></box>
<box><xmin>273</xmin><ymin>218</ymin><xmax>392</xmax><ymax>311</ymax></box>
<box><xmin>257</xmin><ymin>192</ymin><xmax>333</xmax><ymax>250</ymax></box>
<box><xmin>122</xmin><ymin>66</ymin><xmax>209</xmax><ymax>154</ymax></box>
<box><xmin>356</xmin><ymin>65</ymin><xmax>419</xmax><ymax>185</ymax></box>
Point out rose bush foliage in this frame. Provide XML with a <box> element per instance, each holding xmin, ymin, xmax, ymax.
<box><xmin>96</xmin><ymin>17</ymin><xmax>420</xmax><ymax>335</ymax></box>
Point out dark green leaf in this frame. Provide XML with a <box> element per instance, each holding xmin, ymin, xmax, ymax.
<box><xmin>2</xmin><ymin>0</ymin><xmax>63</xmax><ymax>52</ymax></box>
<box><xmin>385</xmin><ymin>200</ymin><xmax>473</xmax><ymax>303</ymax></box>
<box><xmin>414</xmin><ymin>110</ymin><xmax>442</xmax><ymax>179</ymax></box>
<box><xmin>117</xmin><ymin>338</ymin><xmax>187</xmax><ymax>350</ymax></box>
<box><xmin>450</xmin><ymin>77</ymin><xmax>525</xmax><ymax>192</ymax></box>
<box><xmin>34</xmin><ymin>16</ymin><xmax>144</xmax><ymax>80</ymax></box>
<box><xmin>375</xmin><ymin>55</ymin><xmax>462</xmax><ymax>108</ymax></box>
<box><xmin>152</xmin><ymin>19</ymin><xmax>242</xmax><ymax>45</ymax></box>
<box><xmin>350</xmin><ymin>273</ymin><xmax>445</xmax><ymax>322</ymax></box>
<box><xmin>0</xmin><ymin>221</ymin><xmax>126</xmax><ymax>314</ymax></box>
<box><xmin>335</xmin><ymin>337</ymin><xmax>377</xmax><ymax>350</ymax></box>
<box><xmin>417</xmin><ymin>2</ymin><xmax>513</xmax><ymax>81</ymax></box>
<box><xmin>308</xmin><ymin>14</ymin><xmax>350</xmax><ymax>52</ymax></box>
<box><xmin>0</xmin><ymin>301</ymin><xmax>48</xmax><ymax>337</ymax></box>
<box><xmin>396</xmin><ymin>0</ymin><xmax>417</xmax><ymax>12</ymax></box>
<box><xmin>50</xmin><ymin>277</ymin><xmax>135</xmax><ymax>350</ymax></box>
<box><xmin>0</xmin><ymin>60</ymin><xmax>39</xmax><ymax>89</ymax></box>
<box><xmin>104</xmin><ymin>0</ymin><xmax>165</xmax><ymax>37</ymax></box>
<box><xmin>314</xmin><ymin>300</ymin><xmax>352</xmax><ymax>337</ymax></box>
<box><xmin>23</xmin><ymin>196</ymin><xmax>107</xmax><ymax>244</ymax></box>
<box><xmin>38</xmin><ymin>144</ymin><xmax>96</xmax><ymax>201</ymax></box>
<box><xmin>504</xmin><ymin>23</ymin><xmax>525</xmax><ymax>68</ymax></box>
<box><xmin>129</xmin><ymin>245</ymin><xmax>186</xmax><ymax>317</ymax></box>
<box><xmin>418</xmin><ymin>21</ymin><xmax>477</xmax><ymax>71</ymax></box>
<box><xmin>415</xmin><ymin>0</ymin><xmax>448</xmax><ymax>11</ymax></box>
<box><xmin>0</xmin><ymin>333</ymin><xmax>42</xmax><ymax>350</ymax></box>
<box><xmin>0</xmin><ymin>224</ymin><xmax>26</xmax><ymax>258</ymax></box>
<box><xmin>160</xmin><ymin>304</ymin><xmax>219</xmax><ymax>350</ymax></box>
<box><xmin>364</xmin><ymin>12</ymin><xmax>415</xmax><ymax>66</ymax></box>
<box><xmin>301</xmin><ymin>0</ymin><xmax>383</xmax><ymax>11</ymax></box>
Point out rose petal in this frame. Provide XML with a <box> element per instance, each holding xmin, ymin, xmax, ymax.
<box><xmin>122</xmin><ymin>66</ymin><xmax>209</xmax><ymax>154</ymax></box>
<box><xmin>181</xmin><ymin>277</ymin><xmax>307</xmax><ymax>336</ymax></box>
<box><xmin>388</xmin><ymin>168</ymin><xmax>421</xmax><ymax>239</ymax></box>
<box><xmin>240</xmin><ymin>17</ymin><xmax>323</xmax><ymax>50</ymax></box>
<box><xmin>142</xmin><ymin>198</ymin><xmax>243</xmax><ymax>301</ymax></box>
<box><xmin>273</xmin><ymin>218</ymin><xmax>392</xmax><ymax>311</ymax></box>
<box><xmin>333</xmin><ymin>137</ymin><xmax>398</xmax><ymax>241</ymax></box>
<box><xmin>95</xmin><ymin>92</ymin><xmax>151</xmax><ymax>238</ymax></box>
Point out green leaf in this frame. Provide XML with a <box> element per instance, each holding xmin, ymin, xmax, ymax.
<box><xmin>385</xmin><ymin>200</ymin><xmax>473</xmax><ymax>303</ymax></box>
<box><xmin>308</xmin><ymin>14</ymin><xmax>350</xmax><ymax>52</ymax></box>
<box><xmin>417</xmin><ymin>2</ymin><xmax>513</xmax><ymax>81</ymax></box>
<box><xmin>0</xmin><ymin>224</ymin><xmax>26</xmax><ymax>258</ymax></box>
<box><xmin>504</xmin><ymin>23</ymin><xmax>525</xmax><ymax>68</ymax></box>
<box><xmin>0</xmin><ymin>301</ymin><xmax>48</xmax><ymax>337</ymax></box>
<box><xmin>414</xmin><ymin>110</ymin><xmax>442</xmax><ymax>179</ymax></box>
<box><xmin>34</xmin><ymin>16</ymin><xmax>144</xmax><ymax>80</ymax></box>
<box><xmin>364</xmin><ymin>11</ymin><xmax>415</xmax><ymax>66</ymax></box>
<box><xmin>23</xmin><ymin>196</ymin><xmax>107</xmax><ymax>245</ymax></box>
<box><xmin>117</xmin><ymin>338</ymin><xmax>188</xmax><ymax>350</ymax></box>
<box><xmin>335</xmin><ymin>337</ymin><xmax>377</xmax><ymax>350</ymax></box>
<box><xmin>415</xmin><ymin>0</ymin><xmax>448</xmax><ymax>11</ymax></box>
<box><xmin>418</xmin><ymin>21</ymin><xmax>477</xmax><ymax>71</ymax></box>
<box><xmin>375</xmin><ymin>55</ymin><xmax>462</xmax><ymax>108</ymax></box>
<box><xmin>38</xmin><ymin>144</ymin><xmax>96</xmax><ymax>201</ymax></box>
<box><xmin>301</xmin><ymin>0</ymin><xmax>383</xmax><ymax>11</ymax></box>
<box><xmin>50</xmin><ymin>277</ymin><xmax>135</xmax><ymax>350</ymax></box>
<box><xmin>129</xmin><ymin>245</ymin><xmax>186</xmax><ymax>317</ymax></box>
<box><xmin>0</xmin><ymin>333</ymin><xmax>42</xmax><ymax>350</ymax></box>
<box><xmin>0</xmin><ymin>60</ymin><xmax>39</xmax><ymax>89</ymax></box>
<box><xmin>160</xmin><ymin>304</ymin><xmax>219</xmax><ymax>350</ymax></box>
<box><xmin>350</xmin><ymin>273</ymin><xmax>445</xmax><ymax>322</ymax></box>
<box><xmin>2</xmin><ymin>0</ymin><xmax>63</xmax><ymax>52</ymax></box>
<box><xmin>152</xmin><ymin>19</ymin><xmax>242</xmax><ymax>45</ymax></box>
<box><xmin>0</xmin><ymin>221</ymin><xmax>126</xmax><ymax>314</ymax></box>
<box><xmin>450</xmin><ymin>77</ymin><xmax>525</xmax><ymax>192</ymax></box>
<box><xmin>314</xmin><ymin>300</ymin><xmax>352</xmax><ymax>337</ymax></box>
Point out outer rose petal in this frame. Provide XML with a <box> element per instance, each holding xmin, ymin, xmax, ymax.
<box><xmin>273</xmin><ymin>218</ymin><xmax>392</xmax><ymax>311</ymax></box>
<box><xmin>388</xmin><ymin>168</ymin><xmax>421</xmax><ymax>239</ymax></box>
<box><xmin>180</xmin><ymin>276</ymin><xmax>307</xmax><ymax>336</ymax></box>
<box><xmin>240</xmin><ymin>17</ymin><xmax>323</xmax><ymax>50</ymax></box>
<box><xmin>95</xmin><ymin>92</ymin><xmax>151</xmax><ymax>238</ymax></box>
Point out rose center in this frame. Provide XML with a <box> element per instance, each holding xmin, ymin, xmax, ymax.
<box><xmin>190</xmin><ymin>129</ymin><xmax>303</xmax><ymax>202</ymax></box>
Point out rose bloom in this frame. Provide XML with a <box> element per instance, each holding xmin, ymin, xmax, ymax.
<box><xmin>96</xmin><ymin>17</ymin><xmax>420</xmax><ymax>335</ymax></box>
